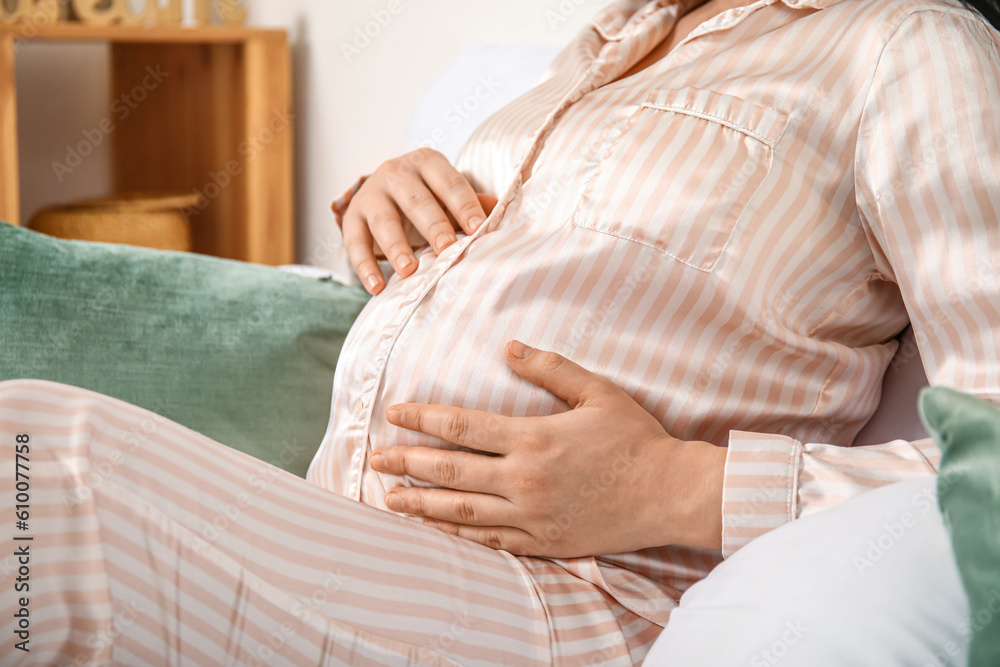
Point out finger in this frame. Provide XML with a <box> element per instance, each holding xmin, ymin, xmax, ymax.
<box><xmin>341</xmin><ymin>207</ymin><xmax>385</xmax><ymax>295</ymax></box>
<box><xmin>363</xmin><ymin>199</ymin><xmax>419</xmax><ymax>278</ymax></box>
<box><xmin>370</xmin><ymin>447</ymin><xmax>505</xmax><ymax>495</ymax></box>
<box><xmin>477</xmin><ymin>194</ymin><xmax>499</xmax><ymax>217</ymax></box>
<box><xmin>385</xmin><ymin>487</ymin><xmax>513</xmax><ymax>527</ymax></box>
<box><xmin>386</xmin><ymin>177</ymin><xmax>457</xmax><ymax>254</ymax></box>
<box><xmin>504</xmin><ymin>341</ymin><xmax>613</xmax><ymax>408</ymax></box>
<box><xmin>420</xmin><ymin>158</ymin><xmax>487</xmax><ymax>234</ymax></box>
<box><xmin>386</xmin><ymin>404</ymin><xmax>514</xmax><ymax>454</ymax></box>
<box><xmin>422</xmin><ymin>520</ymin><xmax>533</xmax><ymax>554</ymax></box>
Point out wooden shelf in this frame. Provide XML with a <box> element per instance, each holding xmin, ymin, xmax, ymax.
<box><xmin>0</xmin><ymin>24</ymin><xmax>295</xmax><ymax>266</ymax></box>
<box><xmin>0</xmin><ymin>23</ymin><xmax>286</xmax><ymax>43</ymax></box>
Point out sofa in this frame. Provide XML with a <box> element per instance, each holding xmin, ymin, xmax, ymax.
<box><xmin>2</xmin><ymin>43</ymin><xmax>994</xmax><ymax>667</ymax></box>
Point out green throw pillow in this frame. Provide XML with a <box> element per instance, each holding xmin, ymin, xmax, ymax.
<box><xmin>0</xmin><ymin>222</ymin><xmax>370</xmax><ymax>478</ymax></box>
<box><xmin>920</xmin><ymin>387</ymin><xmax>1000</xmax><ymax>667</ymax></box>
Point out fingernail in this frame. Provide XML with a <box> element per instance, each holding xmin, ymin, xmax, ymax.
<box><xmin>366</xmin><ymin>274</ymin><xmax>382</xmax><ymax>292</ymax></box>
<box><xmin>468</xmin><ymin>216</ymin><xmax>484</xmax><ymax>231</ymax></box>
<box><xmin>397</xmin><ymin>255</ymin><xmax>413</xmax><ymax>272</ymax></box>
<box><xmin>370</xmin><ymin>453</ymin><xmax>386</xmax><ymax>470</ymax></box>
<box><xmin>435</xmin><ymin>233</ymin><xmax>455</xmax><ymax>251</ymax></box>
<box><xmin>509</xmin><ymin>340</ymin><xmax>534</xmax><ymax>359</ymax></box>
<box><xmin>386</xmin><ymin>407</ymin><xmax>402</xmax><ymax>423</ymax></box>
<box><xmin>385</xmin><ymin>492</ymin><xmax>402</xmax><ymax>511</ymax></box>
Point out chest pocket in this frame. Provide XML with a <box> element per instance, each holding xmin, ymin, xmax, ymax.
<box><xmin>571</xmin><ymin>88</ymin><xmax>789</xmax><ymax>273</ymax></box>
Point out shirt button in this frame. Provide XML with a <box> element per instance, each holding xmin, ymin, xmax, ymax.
<box><xmin>354</xmin><ymin>399</ymin><xmax>365</xmax><ymax>420</ymax></box>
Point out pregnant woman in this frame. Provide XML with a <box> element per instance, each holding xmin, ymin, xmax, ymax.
<box><xmin>3</xmin><ymin>0</ymin><xmax>999</xmax><ymax>663</ymax></box>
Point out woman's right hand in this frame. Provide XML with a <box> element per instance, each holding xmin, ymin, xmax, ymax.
<box><xmin>341</xmin><ymin>148</ymin><xmax>497</xmax><ymax>295</ymax></box>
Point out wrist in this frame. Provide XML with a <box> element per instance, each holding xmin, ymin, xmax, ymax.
<box><xmin>640</xmin><ymin>436</ymin><xmax>726</xmax><ymax>551</ymax></box>
<box><xmin>684</xmin><ymin>440</ymin><xmax>727</xmax><ymax>550</ymax></box>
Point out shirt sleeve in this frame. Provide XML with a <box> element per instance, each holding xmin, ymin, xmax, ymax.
<box><xmin>720</xmin><ymin>10</ymin><xmax>1000</xmax><ymax>559</ymax></box>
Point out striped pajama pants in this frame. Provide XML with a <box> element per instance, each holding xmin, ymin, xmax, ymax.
<box><xmin>0</xmin><ymin>380</ymin><xmax>664</xmax><ymax>666</ymax></box>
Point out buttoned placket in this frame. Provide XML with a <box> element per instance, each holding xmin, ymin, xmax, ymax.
<box><xmin>345</xmin><ymin>0</ymin><xmax>777</xmax><ymax>500</ymax></box>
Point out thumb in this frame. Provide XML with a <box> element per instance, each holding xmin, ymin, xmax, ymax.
<box><xmin>504</xmin><ymin>341</ymin><xmax>608</xmax><ymax>408</ymax></box>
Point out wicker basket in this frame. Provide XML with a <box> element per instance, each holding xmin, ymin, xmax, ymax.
<box><xmin>28</xmin><ymin>193</ymin><xmax>199</xmax><ymax>252</ymax></box>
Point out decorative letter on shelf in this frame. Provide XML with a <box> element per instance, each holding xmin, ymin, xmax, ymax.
<box><xmin>0</xmin><ymin>0</ymin><xmax>61</xmax><ymax>24</ymax></box>
<box><xmin>125</xmin><ymin>0</ymin><xmax>183</xmax><ymax>26</ymax></box>
<box><xmin>56</xmin><ymin>0</ymin><xmax>248</xmax><ymax>27</ymax></box>
<box><xmin>216</xmin><ymin>0</ymin><xmax>247</xmax><ymax>27</ymax></box>
<box><xmin>70</xmin><ymin>0</ymin><xmax>129</xmax><ymax>25</ymax></box>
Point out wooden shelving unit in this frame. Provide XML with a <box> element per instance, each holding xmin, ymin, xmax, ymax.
<box><xmin>0</xmin><ymin>24</ymin><xmax>294</xmax><ymax>265</ymax></box>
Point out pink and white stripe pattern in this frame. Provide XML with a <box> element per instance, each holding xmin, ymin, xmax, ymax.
<box><xmin>315</xmin><ymin>0</ymin><xmax>1000</xmax><ymax>628</ymax></box>
<box><xmin>0</xmin><ymin>380</ymin><xmax>656</xmax><ymax>665</ymax></box>
<box><xmin>4</xmin><ymin>0</ymin><xmax>999</xmax><ymax>662</ymax></box>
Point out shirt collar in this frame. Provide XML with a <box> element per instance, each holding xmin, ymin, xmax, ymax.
<box><xmin>591</xmin><ymin>0</ymin><xmax>842</xmax><ymax>40</ymax></box>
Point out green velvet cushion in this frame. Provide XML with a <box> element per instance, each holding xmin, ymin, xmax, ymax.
<box><xmin>920</xmin><ymin>387</ymin><xmax>1000</xmax><ymax>667</ymax></box>
<box><xmin>0</xmin><ymin>222</ymin><xmax>369</xmax><ymax>478</ymax></box>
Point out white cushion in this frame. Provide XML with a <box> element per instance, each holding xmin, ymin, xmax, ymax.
<box><xmin>401</xmin><ymin>42</ymin><xmax>560</xmax><ymax>164</ymax></box>
<box><xmin>646</xmin><ymin>477</ymin><xmax>969</xmax><ymax>666</ymax></box>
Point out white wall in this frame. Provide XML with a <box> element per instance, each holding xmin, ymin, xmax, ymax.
<box><xmin>14</xmin><ymin>0</ymin><xmax>595</xmax><ymax>266</ymax></box>
<box><xmin>247</xmin><ymin>0</ymin><xmax>594</xmax><ymax>266</ymax></box>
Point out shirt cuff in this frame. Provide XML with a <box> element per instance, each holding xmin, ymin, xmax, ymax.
<box><xmin>330</xmin><ymin>175</ymin><xmax>368</xmax><ymax>229</ymax></box>
<box><xmin>721</xmin><ymin>431</ymin><xmax>802</xmax><ymax>559</ymax></box>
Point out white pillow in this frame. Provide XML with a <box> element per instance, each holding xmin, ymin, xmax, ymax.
<box><xmin>401</xmin><ymin>42</ymin><xmax>560</xmax><ymax>164</ymax></box>
<box><xmin>646</xmin><ymin>477</ymin><xmax>969</xmax><ymax>666</ymax></box>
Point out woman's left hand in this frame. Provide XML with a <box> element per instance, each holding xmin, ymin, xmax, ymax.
<box><xmin>369</xmin><ymin>341</ymin><xmax>727</xmax><ymax>558</ymax></box>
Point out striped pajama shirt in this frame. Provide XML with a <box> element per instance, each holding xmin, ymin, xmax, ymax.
<box><xmin>4</xmin><ymin>0</ymin><xmax>1000</xmax><ymax>663</ymax></box>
